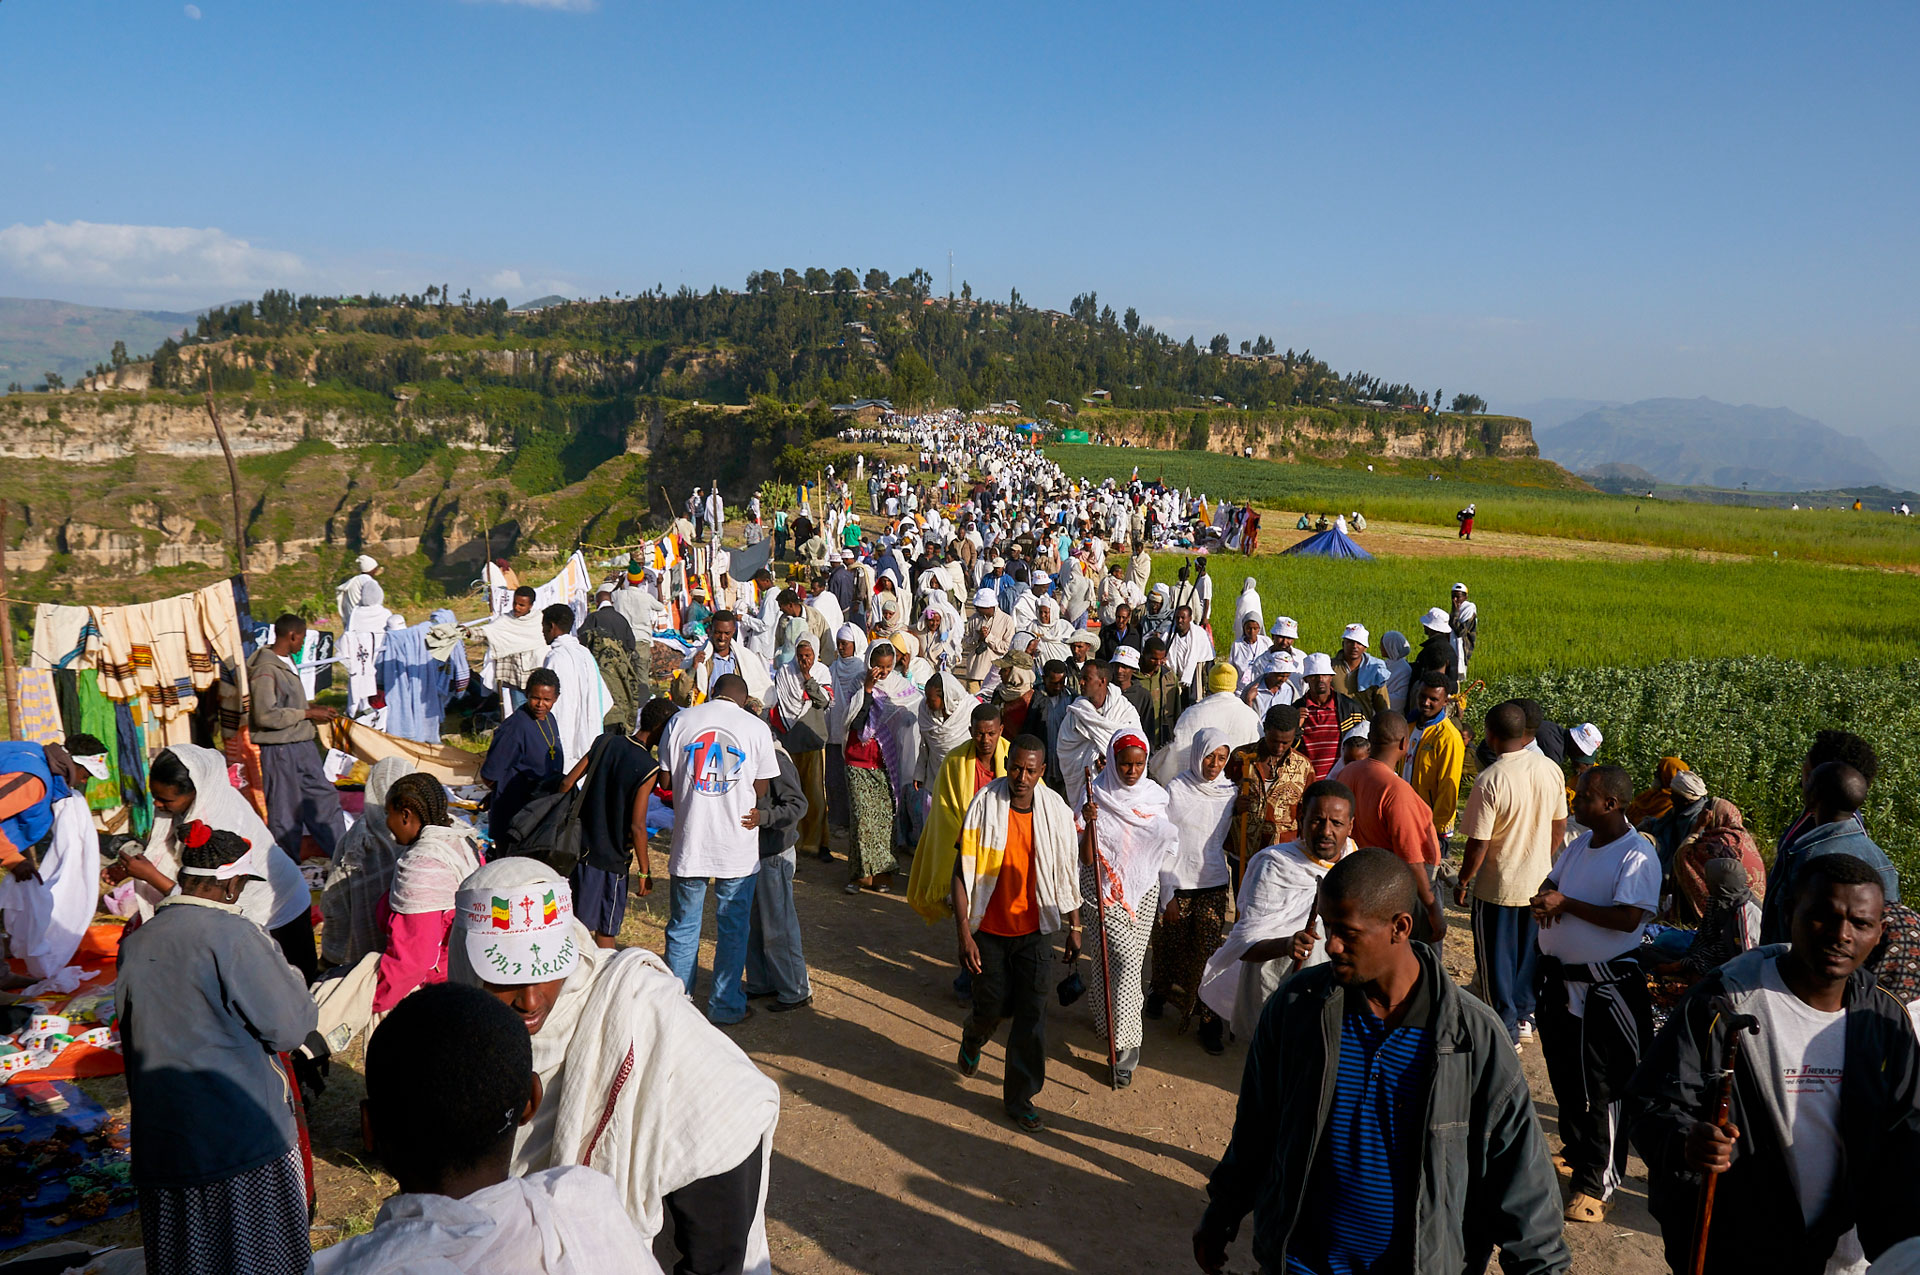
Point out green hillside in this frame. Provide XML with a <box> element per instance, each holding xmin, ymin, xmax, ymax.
<box><xmin>0</xmin><ymin>296</ymin><xmax>201</xmax><ymax>390</ymax></box>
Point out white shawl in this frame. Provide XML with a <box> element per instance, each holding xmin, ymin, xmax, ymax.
<box><xmin>825</xmin><ymin>625</ymin><xmax>869</xmax><ymax>745</ymax></box>
<box><xmin>915</xmin><ymin>672</ymin><xmax>976</xmax><ymax>789</ymax></box>
<box><xmin>1082</xmin><ymin>732</ymin><xmax>1179</xmax><ymax>918</ymax></box>
<box><xmin>541</xmin><ymin>635</ymin><xmax>614</xmax><ymax>771</ymax></box>
<box><xmin>955</xmin><ymin>778</ymin><xmax>1080</xmax><ymax>934</ymax></box>
<box><xmin>451</xmin><ymin>861</ymin><xmax>779</xmax><ymax>1271</ymax></box>
<box><xmin>1198</xmin><ymin>841</ymin><xmax>1346</xmax><ymax>1033</ymax></box>
<box><xmin>140</xmin><ymin>742</ymin><xmax>308</xmax><ymax>932</ymax></box>
<box><xmin>1057</xmin><ymin>690</ymin><xmax>1143</xmax><ymax>815</ymax></box>
<box><xmin>1233</xmin><ymin>578</ymin><xmax>1262</xmax><ymax>633</ymax></box>
<box><xmin>1163</xmin><ymin>726</ymin><xmax>1236</xmax><ymax>895</ymax></box>
<box><xmin>387</xmin><ymin>823</ymin><xmax>484</xmax><ymax>916</ymax></box>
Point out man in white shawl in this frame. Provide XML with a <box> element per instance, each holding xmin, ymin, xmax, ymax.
<box><xmin>451</xmin><ymin>858</ymin><xmax>780</xmax><ymax>1275</ymax></box>
<box><xmin>683</xmin><ymin>610</ymin><xmax>774</xmax><ymax>706</ymax></box>
<box><xmin>1153</xmin><ymin>726</ymin><xmax>1237</xmax><ymax>1053</ymax></box>
<box><xmin>1153</xmin><ymin>664</ymin><xmax>1261</xmax><ymax>786</ymax></box>
<box><xmin>1227</xmin><ymin>615</ymin><xmax>1272</xmax><ymax>693</ymax></box>
<box><xmin>962</xmin><ymin>588</ymin><xmax>1016</xmax><ymax>690</ymax></box>
<box><xmin>539</xmin><ymin>605</ymin><xmax>614</xmax><ymax>771</ymax></box>
<box><xmin>1056</xmin><ymin>659</ymin><xmax>1143</xmax><ymax>815</ymax></box>
<box><xmin>703</xmin><ymin>484</ymin><xmax>725</xmax><ymax>545</ymax></box>
<box><xmin>317</xmin><ymin>982</ymin><xmax>663</xmax><ymax>1275</ymax></box>
<box><xmin>1231</xmin><ymin>576</ymin><xmax>1262</xmax><ymax>636</ymax></box>
<box><xmin>1076</xmin><ymin>730</ymin><xmax>1179</xmax><ymax>1088</ymax></box>
<box><xmin>1198</xmin><ymin>777</ymin><xmax>1356</xmax><ymax>1038</ymax></box>
<box><xmin>1165</xmin><ymin>605</ymin><xmax>1213</xmax><ymax>699</ymax></box>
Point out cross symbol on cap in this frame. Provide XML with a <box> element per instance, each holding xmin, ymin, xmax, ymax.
<box><xmin>520</xmin><ymin>895</ymin><xmax>535</xmax><ymax>925</ymax></box>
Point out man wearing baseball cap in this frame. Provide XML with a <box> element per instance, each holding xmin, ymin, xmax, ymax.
<box><xmin>964</xmin><ymin>589</ymin><xmax>1016</xmax><ymax>690</ymax></box>
<box><xmin>1410</xmin><ymin>607</ymin><xmax>1460</xmax><ymax>701</ymax></box>
<box><xmin>1331</xmin><ymin>623</ymin><xmax>1392</xmax><ymax>720</ymax></box>
<box><xmin>1450</xmin><ymin>583</ymin><xmax>1477</xmax><ymax>676</ymax></box>
<box><xmin>1295</xmin><ymin>653</ymin><xmax>1367</xmax><ymax>781</ymax></box>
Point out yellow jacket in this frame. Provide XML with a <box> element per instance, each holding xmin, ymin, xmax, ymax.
<box><xmin>1405</xmin><ymin>716</ymin><xmax>1465</xmax><ymax>838</ymax></box>
<box><xmin>906</xmin><ymin>737</ymin><xmax>1010</xmax><ymax>921</ymax></box>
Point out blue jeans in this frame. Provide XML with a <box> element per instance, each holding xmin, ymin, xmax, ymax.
<box><xmin>667</xmin><ymin>873</ymin><xmax>759</xmax><ymax>1023</ymax></box>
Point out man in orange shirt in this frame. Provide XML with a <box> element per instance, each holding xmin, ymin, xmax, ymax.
<box><xmin>1337</xmin><ymin>712</ymin><xmax>1447</xmax><ymax>942</ymax></box>
<box><xmin>950</xmin><ymin>736</ymin><xmax>1083</xmax><ymax>1132</ymax></box>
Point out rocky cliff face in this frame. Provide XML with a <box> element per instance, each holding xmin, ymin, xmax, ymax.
<box><xmin>1085</xmin><ymin>406</ymin><xmax>1536</xmax><ymax>462</ymax></box>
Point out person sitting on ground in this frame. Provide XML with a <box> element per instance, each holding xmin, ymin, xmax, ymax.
<box><xmin>1195</xmin><ymin>847</ymin><xmax>1570</xmax><ymax>1275</ymax></box>
<box><xmin>315</xmin><ymin>982</ymin><xmax>662</xmax><ymax>1274</ymax></box>
<box><xmin>1631</xmin><ymin>852</ymin><xmax>1920</xmax><ymax>1274</ymax></box>
<box><xmin>1646</xmin><ymin>858</ymin><xmax>1759</xmax><ymax>1004</ymax></box>
<box><xmin>451</xmin><ymin>856</ymin><xmax>782</xmax><ymax>1274</ymax></box>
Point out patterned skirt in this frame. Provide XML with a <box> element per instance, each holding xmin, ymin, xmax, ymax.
<box><xmin>846</xmin><ymin>764</ymin><xmax>898</xmax><ymax>880</ymax></box>
<box><xmin>139</xmin><ymin>1145</ymin><xmax>310</xmax><ymax>1275</ymax></box>
<box><xmin>1150</xmin><ymin>884</ymin><xmax>1231</xmax><ymax>1028</ymax></box>
<box><xmin>1082</xmin><ymin>864</ymin><xmax>1158</xmax><ymax>1053</ymax></box>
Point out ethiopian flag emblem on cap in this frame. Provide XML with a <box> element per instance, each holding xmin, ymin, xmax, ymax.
<box><xmin>542</xmin><ymin>891</ymin><xmax>558</xmax><ymax>924</ymax></box>
<box><xmin>491</xmin><ymin>897</ymin><xmax>511</xmax><ymax>929</ymax></box>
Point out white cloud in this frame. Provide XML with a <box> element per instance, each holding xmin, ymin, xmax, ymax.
<box><xmin>183</xmin><ymin>4</ymin><xmax>202</xmax><ymax>18</ymax></box>
<box><xmin>486</xmin><ymin>268</ymin><xmax>525</xmax><ymax>293</ymax></box>
<box><xmin>0</xmin><ymin>220</ymin><xmax>306</xmax><ymax>306</ymax></box>
<box><xmin>462</xmin><ymin>0</ymin><xmax>595</xmax><ymax>10</ymax></box>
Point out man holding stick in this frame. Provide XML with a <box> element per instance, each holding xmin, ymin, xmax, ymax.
<box><xmin>1631</xmin><ymin>852</ymin><xmax>1920</xmax><ymax>1274</ymax></box>
<box><xmin>951</xmin><ymin>736</ymin><xmax>1081</xmax><ymax>1133</ymax></box>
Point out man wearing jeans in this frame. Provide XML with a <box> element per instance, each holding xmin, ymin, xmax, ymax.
<box><xmin>951</xmin><ymin>736</ymin><xmax>1082</xmax><ymax>1132</ymax></box>
<box><xmin>661</xmin><ymin>674</ymin><xmax>778</xmax><ymax>1027</ymax></box>
<box><xmin>1455</xmin><ymin>700</ymin><xmax>1567</xmax><ymax>1047</ymax></box>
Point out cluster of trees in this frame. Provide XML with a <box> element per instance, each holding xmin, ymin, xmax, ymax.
<box><xmin>129</xmin><ymin>273</ymin><xmax>1487</xmax><ymax>418</ymax></box>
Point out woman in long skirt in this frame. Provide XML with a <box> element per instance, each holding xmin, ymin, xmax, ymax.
<box><xmin>117</xmin><ymin>822</ymin><xmax>318</xmax><ymax>1275</ymax></box>
<box><xmin>1078</xmin><ymin>731</ymin><xmax>1179</xmax><ymax>1089</ymax></box>
<box><xmin>1152</xmin><ymin>727</ymin><xmax>1237</xmax><ymax>1054</ymax></box>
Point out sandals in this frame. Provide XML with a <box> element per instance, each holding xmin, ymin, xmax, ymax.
<box><xmin>1564</xmin><ymin>1193</ymin><xmax>1608</xmax><ymax>1223</ymax></box>
<box><xmin>1550</xmin><ymin>1151</ymin><xmax>1572</xmax><ymax>1176</ymax></box>
<box><xmin>1010</xmin><ymin>1109</ymin><xmax>1044</xmax><ymax>1133</ymax></box>
<box><xmin>956</xmin><ymin>1043</ymin><xmax>981</xmax><ymax>1078</ymax></box>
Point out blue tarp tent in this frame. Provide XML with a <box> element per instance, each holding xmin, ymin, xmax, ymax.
<box><xmin>1282</xmin><ymin>527</ymin><xmax>1374</xmax><ymax>560</ymax></box>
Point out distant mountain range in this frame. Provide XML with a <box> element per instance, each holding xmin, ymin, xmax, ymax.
<box><xmin>1533</xmin><ymin>397</ymin><xmax>1896</xmax><ymax>492</ymax></box>
<box><xmin>0</xmin><ymin>297</ymin><xmax>207</xmax><ymax>389</ymax></box>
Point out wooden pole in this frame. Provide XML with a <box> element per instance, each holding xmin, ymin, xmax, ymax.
<box><xmin>0</xmin><ymin>503</ymin><xmax>17</xmax><ymax>741</ymax></box>
<box><xmin>203</xmin><ymin>363</ymin><xmax>249</xmax><ymax>576</ymax></box>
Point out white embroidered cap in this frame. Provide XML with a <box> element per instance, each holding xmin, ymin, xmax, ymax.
<box><xmin>455</xmin><ymin>879</ymin><xmax>582</xmax><ymax>985</ymax></box>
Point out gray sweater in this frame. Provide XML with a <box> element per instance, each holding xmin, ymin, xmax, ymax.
<box><xmin>248</xmin><ymin>645</ymin><xmax>317</xmax><ymax>746</ymax></box>
<box><xmin>115</xmin><ymin>896</ymin><xmax>318</xmax><ymax>1186</ymax></box>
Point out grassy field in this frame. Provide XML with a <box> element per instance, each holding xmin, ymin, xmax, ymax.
<box><xmin>1056</xmin><ymin>444</ymin><xmax>1920</xmax><ymax>569</ymax></box>
<box><xmin>1175</xmin><ymin>553</ymin><xmax>1920</xmax><ymax>680</ymax></box>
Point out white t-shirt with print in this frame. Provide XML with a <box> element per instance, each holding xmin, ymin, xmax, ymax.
<box><xmin>1538</xmin><ymin>828</ymin><xmax>1661</xmax><ymax>967</ymax></box>
<box><xmin>662</xmin><ymin>700</ymin><xmax>779</xmax><ymax>880</ymax></box>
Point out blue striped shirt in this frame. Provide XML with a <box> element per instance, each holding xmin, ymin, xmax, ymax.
<box><xmin>1286</xmin><ymin>975</ymin><xmax>1434</xmax><ymax>1275</ymax></box>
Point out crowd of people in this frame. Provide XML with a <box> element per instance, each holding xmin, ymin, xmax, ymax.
<box><xmin>4</xmin><ymin>408</ymin><xmax>1918</xmax><ymax>1274</ymax></box>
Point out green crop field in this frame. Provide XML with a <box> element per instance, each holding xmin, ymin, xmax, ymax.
<box><xmin>1176</xmin><ymin>554</ymin><xmax>1920</xmax><ymax>680</ymax></box>
<box><xmin>1056</xmin><ymin>444</ymin><xmax>1920</xmax><ymax>569</ymax></box>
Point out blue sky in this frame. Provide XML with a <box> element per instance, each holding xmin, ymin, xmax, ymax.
<box><xmin>3</xmin><ymin>1</ymin><xmax>1915</xmax><ymax>466</ymax></box>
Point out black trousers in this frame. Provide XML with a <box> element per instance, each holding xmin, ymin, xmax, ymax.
<box><xmin>962</xmin><ymin>928</ymin><xmax>1052</xmax><ymax>1117</ymax></box>
<box><xmin>1536</xmin><ymin>957</ymin><xmax>1651</xmax><ymax>1201</ymax></box>
<box><xmin>663</xmin><ymin>1144</ymin><xmax>762</xmax><ymax>1275</ymax></box>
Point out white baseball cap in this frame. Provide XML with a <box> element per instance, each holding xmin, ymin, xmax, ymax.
<box><xmin>1301</xmin><ymin>652</ymin><xmax>1335</xmax><ymax>677</ymax></box>
<box><xmin>1451</xmin><ymin>581</ymin><xmax>1469</xmax><ymax>593</ymax></box>
<box><xmin>355</xmin><ymin>554</ymin><xmax>378</xmax><ymax>573</ymax></box>
<box><xmin>1570</xmin><ymin>723</ymin><xmax>1603</xmax><ymax>757</ymax></box>
<box><xmin>1342</xmin><ymin>623</ymin><xmax>1370</xmax><ymax>648</ymax></box>
<box><xmin>1270</xmin><ymin>616</ymin><xmax>1299</xmax><ymax>639</ymax></box>
<box><xmin>1070</xmin><ymin>628</ymin><xmax>1097</xmax><ymax>648</ymax></box>
<box><xmin>455</xmin><ymin>863</ymin><xmax>583</xmax><ymax>985</ymax></box>
<box><xmin>1419</xmin><ymin>607</ymin><xmax>1452</xmax><ymax>633</ymax></box>
<box><xmin>1112</xmin><ymin>645</ymin><xmax>1140</xmax><ymax>669</ymax></box>
<box><xmin>973</xmin><ymin>589</ymin><xmax>998</xmax><ymax>608</ymax></box>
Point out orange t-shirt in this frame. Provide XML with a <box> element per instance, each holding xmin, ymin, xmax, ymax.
<box><xmin>978</xmin><ymin>808</ymin><xmax>1038</xmax><ymax>937</ymax></box>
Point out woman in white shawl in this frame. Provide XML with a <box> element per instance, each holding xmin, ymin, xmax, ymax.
<box><xmin>1056</xmin><ymin>658</ymin><xmax>1143</xmax><ymax>816</ymax></box>
<box><xmin>1152</xmin><ymin>727</ymin><xmax>1237</xmax><ymax>1052</ymax></box>
<box><xmin>843</xmin><ymin>640</ymin><xmax>921</xmax><ymax>892</ymax></box>
<box><xmin>125</xmin><ymin>743</ymin><xmax>316</xmax><ymax>976</ymax></box>
<box><xmin>918</xmin><ymin>605</ymin><xmax>960</xmax><ymax>675</ymax></box>
<box><xmin>1077</xmin><ymin>730</ymin><xmax>1178</xmax><ymax>1088</ymax></box>
<box><xmin>914</xmin><ymin>672</ymin><xmax>977</xmax><ymax>801</ymax></box>
<box><xmin>450</xmin><ymin>858</ymin><xmax>780</xmax><ymax>1275</ymax></box>
<box><xmin>1227</xmin><ymin>615</ymin><xmax>1272</xmax><ymax>694</ymax></box>
<box><xmin>321</xmin><ymin>756</ymin><xmax>415</xmax><ymax>970</ymax></box>
<box><xmin>823</xmin><ymin>623</ymin><xmax>868</xmax><ymax>836</ymax></box>
<box><xmin>371</xmin><ymin>773</ymin><xmax>484</xmax><ymax>1014</ymax></box>
<box><xmin>1031</xmin><ymin>595</ymin><xmax>1075</xmax><ymax>665</ymax></box>
<box><xmin>770</xmin><ymin>632</ymin><xmax>832</xmax><ymax>860</ymax></box>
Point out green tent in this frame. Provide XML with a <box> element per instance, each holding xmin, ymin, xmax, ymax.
<box><xmin>1061</xmin><ymin>428</ymin><xmax>1089</xmax><ymax>443</ymax></box>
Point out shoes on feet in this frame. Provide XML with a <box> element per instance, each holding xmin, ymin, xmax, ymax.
<box><xmin>1142</xmin><ymin>992</ymin><xmax>1166</xmax><ymax>1021</ymax></box>
<box><xmin>769</xmin><ymin>995</ymin><xmax>814</xmax><ymax>1013</ymax></box>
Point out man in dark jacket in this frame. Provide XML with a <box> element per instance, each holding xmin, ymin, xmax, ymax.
<box><xmin>1631</xmin><ymin>851</ymin><xmax>1920</xmax><ymax>1274</ymax></box>
<box><xmin>1195</xmin><ymin>848</ymin><xmax>1569</xmax><ymax>1275</ymax></box>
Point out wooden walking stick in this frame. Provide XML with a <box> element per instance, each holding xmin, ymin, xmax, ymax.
<box><xmin>1084</xmin><ymin>765</ymin><xmax>1120</xmax><ymax>1090</ymax></box>
<box><xmin>1690</xmin><ymin>1009</ymin><xmax>1759</xmax><ymax>1275</ymax></box>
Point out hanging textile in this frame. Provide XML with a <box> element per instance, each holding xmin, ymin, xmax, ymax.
<box><xmin>52</xmin><ymin>670</ymin><xmax>82</xmax><ymax>740</ymax></box>
<box><xmin>14</xmin><ymin>670</ymin><xmax>63</xmax><ymax>745</ymax></box>
<box><xmin>75</xmin><ymin>671</ymin><xmax>123</xmax><ymax>811</ymax></box>
<box><xmin>114</xmin><ymin>700</ymin><xmax>153</xmax><ymax>839</ymax></box>
<box><xmin>28</xmin><ymin>604</ymin><xmax>97</xmax><ymax>671</ymax></box>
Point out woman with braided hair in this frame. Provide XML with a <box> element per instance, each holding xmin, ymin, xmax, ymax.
<box><xmin>116</xmin><ymin>820</ymin><xmax>318</xmax><ymax>1275</ymax></box>
<box><xmin>372</xmin><ymin>772</ymin><xmax>484</xmax><ymax>1014</ymax></box>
